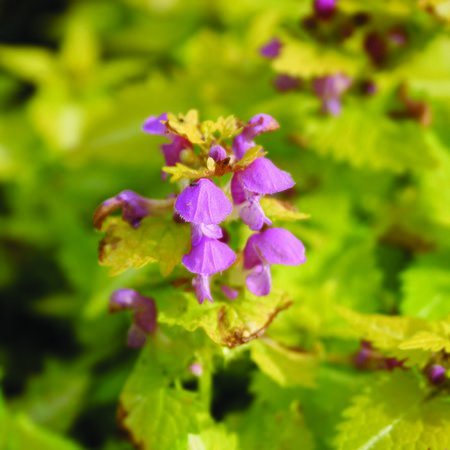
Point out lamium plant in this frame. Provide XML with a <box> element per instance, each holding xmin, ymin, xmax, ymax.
<box><xmin>94</xmin><ymin>111</ymin><xmax>308</xmax><ymax>347</ymax></box>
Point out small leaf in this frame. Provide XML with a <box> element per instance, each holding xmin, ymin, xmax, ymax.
<box><xmin>167</xmin><ymin>110</ymin><xmax>203</xmax><ymax>145</ymax></box>
<box><xmin>162</xmin><ymin>163</ymin><xmax>212</xmax><ymax>182</ymax></box>
<box><xmin>158</xmin><ymin>288</ymin><xmax>292</xmax><ymax>348</ymax></box>
<box><xmin>260</xmin><ymin>197</ymin><xmax>310</xmax><ymax>222</ymax></box>
<box><xmin>273</xmin><ymin>40</ymin><xmax>361</xmax><ymax>77</ymax></box>
<box><xmin>99</xmin><ymin>217</ymin><xmax>190</xmax><ymax>276</ymax></box>
<box><xmin>250</xmin><ymin>338</ymin><xmax>319</xmax><ymax>387</ymax></box>
<box><xmin>233</xmin><ymin>146</ymin><xmax>266</xmax><ymax>170</ymax></box>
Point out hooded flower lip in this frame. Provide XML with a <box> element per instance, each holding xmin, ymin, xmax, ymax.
<box><xmin>109</xmin><ymin>288</ymin><xmax>157</xmax><ymax>348</ymax></box>
<box><xmin>209</xmin><ymin>145</ymin><xmax>228</xmax><ymax>162</ymax></box>
<box><xmin>142</xmin><ymin>112</ymin><xmax>168</xmax><ymax>135</ymax></box>
<box><xmin>93</xmin><ymin>190</ymin><xmax>175</xmax><ymax>230</ymax></box>
<box><xmin>233</xmin><ymin>114</ymin><xmax>279</xmax><ymax>160</ymax></box>
<box><xmin>239</xmin><ymin>196</ymin><xmax>272</xmax><ymax>231</ymax></box>
<box><xmin>238</xmin><ymin>157</ymin><xmax>295</xmax><ymax>195</ymax></box>
<box><xmin>246</xmin><ymin>264</ymin><xmax>272</xmax><ymax>296</ymax></box>
<box><xmin>175</xmin><ymin>178</ymin><xmax>233</xmax><ymax>225</ymax></box>
<box><xmin>182</xmin><ymin>237</ymin><xmax>236</xmax><ymax>276</ymax></box>
<box><xmin>259</xmin><ymin>38</ymin><xmax>283</xmax><ymax>59</ymax></box>
<box><xmin>244</xmin><ymin>228</ymin><xmax>306</xmax><ymax>270</ymax></box>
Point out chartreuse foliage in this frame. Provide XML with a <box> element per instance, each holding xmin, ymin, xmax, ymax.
<box><xmin>335</xmin><ymin>371</ymin><xmax>450</xmax><ymax>450</ymax></box>
<box><xmin>1</xmin><ymin>0</ymin><xmax>450</xmax><ymax>449</ymax></box>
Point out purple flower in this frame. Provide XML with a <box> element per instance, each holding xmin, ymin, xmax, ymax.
<box><xmin>233</xmin><ymin>114</ymin><xmax>279</xmax><ymax>160</ymax></box>
<box><xmin>312</xmin><ymin>74</ymin><xmax>352</xmax><ymax>116</ymax></box>
<box><xmin>109</xmin><ymin>288</ymin><xmax>157</xmax><ymax>348</ymax></box>
<box><xmin>427</xmin><ymin>365</ymin><xmax>446</xmax><ymax>385</ymax></box>
<box><xmin>259</xmin><ymin>38</ymin><xmax>283</xmax><ymax>59</ymax></box>
<box><xmin>142</xmin><ymin>112</ymin><xmax>168</xmax><ymax>135</ymax></box>
<box><xmin>314</xmin><ymin>0</ymin><xmax>337</xmax><ymax>20</ymax></box>
<box><xmin>244</xmin><ymin>228</ymin><xmax>306</xmax><ymax>296</ymax></box>
<box><xmin>93</xmin><ymin>190</ymin><xmax>174</xmax><ymax>229</ymax></box>
<box><xmin>209</xmin><ymin>144</ymin><xmax>228</xmax><ymax>162</ymax></box>
<box><xmin>274</xmin><ymin>74</ymin><xmax>302</xmax><ymax>92</ymax></box>
<box><xmin>182</xmin><ymin>237</ymin><xmax>236</xmax><ymax>276</ymax></box>
<box><xmin>191</xmin><ymin>223</ymin><xmax>223</xmax><ymax>246</ymax></box>
<box><xmin>189</xmin><ymin>363</ymin><xmax>203</xmax><ymax>376</ymax></box>
<box><xmin>183</xmin><ymin>237</ymin><xmax>236</xmax><ymax>304</ymax></box>
<box><xmin>221</xmin><ymin>285</ymin><xmax>239</xmax><ymax>300</ymax></box>
<box><xmin>142</xmin><ymin>112</ymin><xmax>191</xmax><ymax>170</ymax></box>
<box><xmin>231</xmin><ymin>157</ymin><xmax>294</xmax><ymax>230</ymax></box>
<box><xmin>175</xmin><ymin>178</ymin><xmax>233</xmax><ymax>232</ymax></box>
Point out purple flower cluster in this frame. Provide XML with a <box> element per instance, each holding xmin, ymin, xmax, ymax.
<box><xmin>95</xmin><ymin>111</ymin><xmax>307</xmax><ymax>344</ymax></box>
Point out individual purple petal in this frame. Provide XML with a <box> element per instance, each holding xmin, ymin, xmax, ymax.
<box><xmin>259</xmin><ymin>38</ymin><xmax>283</xmax><ymax>59</ymax></box>
<box><xmin>427</xmin><ymin>365</ymin><xmax>446</xmax><ymax>385</ymax></box>
<box><xmin>314</xmin><ymin>0</ymin><xmax>337</xmax><ymax>20</ymax></box>
<box><xmin>232</xmin><ymin>134</ymin><xmax>255</xmax><ymax>160</ymax></box>
<box><xmin>209</xmin><ymin>145</ymin><xmax>227</xmax><ymax>162</ymax></box>
<box><xmin>239</xmin><ymin>196</ymin><xmax>272</xmax><ymax>231</ymax></box>
<box><xmin>193</xmin><ymin>274</ymin><xmax>213</xmax><ymax>304</ymax></box>
<box><xmin>142</xmin><ymin>112</ymin><xmax>168</xmax><ymax>135</ymax></box>
<box><xmin>323</xmin><ymin>98</ymin><xmax>342</xmax><ymax>116</ymax></box>
<box><xmin>110</xmin><ymin>289</ymin><xmax>157</xmax><ymax>347</ymax></box>
<box><xmin>93</xmin><ymin>191</ymin><xmax>174</xmax><ymax>229</ymax></box>
<box><xmin>175</xmin><ymin>178</ymin><xmax>233</xmax><ymax>225</ymax></box>
<box><xmin>239</xmin><ymin>157</ymin><xmax>295</xmax><ymax>195</ymax></box>
<box><xmin>244</xmin><ymin>228</ymin><xmax>306</xmax><ymax>269</ymax></box>
<box><xmin>221</xmin><ymin>285</ymin><xmax>239</xmax><ymax>300</ymax></box>
<box><xmin>246</xmin><ymin>264</ymin><xmax>272</xmax><ymax>296</ymax></box>
<box><xmin>182</xmin><ymin>237</ymin><xmax>236</xmax><ymax>275</ymax></box>
<box><xmin>246</xmin><ymin>114</ymin><xmax>280</xmax><ymax>139</ymax></box>
<box><xmin>232</xmin><ymin>114</ymin><xmax>279</xmax><ymax>160</ymax></box>
<box><xmin>191</xmin><ymin>223</ymin><xmax>223</xmax><ymax>246</ymax></box>
<box><xmin>231</xmin><ymin>173</ymin><xmax>247</xmax><ymax>205</ymax></box>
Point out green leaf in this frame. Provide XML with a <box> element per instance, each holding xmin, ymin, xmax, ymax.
<box><xmin>302</xmin><ymin>102</ymin><xmax>435</xmax><ymax>173</ymax></box>
<box><xmin>187</xmin><ymin>425</ymin><xmax>239</xmax><ymax>450</ymax></box>
<box><xmin>119</xmin><ymin>330</ymin><xmax>235</xmax><ymax>450</ymax></box>
<box><xmin>10</xmin><ymin>361</ymin><xmax>89</xmax><ymax>433</ymax></box>
<box><xmin>1</xmin><ymin>392</ymin><xmax>82</xmax><ymax>450</ymax></box>
<box><xmin>233</xmin><ymin>146</ymin><xmax>266</xmax><ymax>170</ymax></box>
<box><xmin>162</xmin><ymin>163</ymin><xmax>212</xmax><ymax>182</ymax></box>
<box><xmin>338</xmin><ymin>308</ymin><xmax>450</xmax><ymax>366</ymax></box>
<box><xmin>260</xmin><ymin>197</ymin><xmax>310</xmax><ymax>222</ymax></box>
<box><xmin>335</xmin><ymin>371</ymin><xmax>450</xmax><ymax>450</ymax></box>
<box><xmin>273</xmin><ymin>39</ymin><xmax>361</xmax><ymax>77</ymax></box>
<box><xmin>401</xmin><ymin>252</ymin><xmax>450</xmax><ymax>319</ymax></box>
<box><xmin>158</xmin><ymin>288</ymin><xmax>292</xmax><ymax>348</ymax></box>
<box><xmin>227</xmin><ymin>373</ymin><xmax>315</xmax><ymax>450</ymax></box>
<box><xmin>250</xmin><ymin>338</ymin><xmax>319</xmax><ymax>387</ymax></box>
<box><xmin>99</xmin><ymin>217</ymin><xmax>191</xmax><ymax>276</ymax></box>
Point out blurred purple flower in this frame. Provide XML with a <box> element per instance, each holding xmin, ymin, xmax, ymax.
<box><xmin>175</xmin><ymin>178</ymin><xmax>232</xmax><ymax>225</ymax></box>
<box><xmin>233</xmin><ymin>114</ymin><xmax>279</xmax><ymax>160</ymax></box>
<box><xmin>312</xmin><ymin>74</ymin><xmax>352</xmax><ymax>116</ymax></box>
<box><xmin>93</xmin><ymin>190</ymin><xmax>174</xmax><ymax>229</ymax></box>
<box><xmin>221</xmin><ymin>285</ymin><xmax>239</xmax><ymax>300</ymax></box>
<box><xmin>259</xmin><ymin>38</ymin><xmax>283</xmax><ymax>59</ymax></box>
<box><xmin>109</xmin><ymin>288</ymin><xmax>157</xmax><ymax>348</ymax></box>
<box><xmin>314</xmin><ymin>0</ymin><xmax>337</xmax><ymax>20</ymax></box>
<box><xmin>189</xmin><ymin>363</ymin><xmax>203</xmax><ymax>376</ymax></box>
<box><xmin>274</xmin><ymin>74</ymin><xmax>302</xmax><ymax>92</ymax></box>
<box><xmin>427</xmin><ymin>365</ymin><xmax>446</xmax><ymax>385</ymax></box>
<box><xmin>244</xmin><ymin>228</ymin><xmax>306</xmax><ymax>296</ymax></box>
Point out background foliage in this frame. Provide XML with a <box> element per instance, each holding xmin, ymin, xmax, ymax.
<box><xmin>1</xmin><ymin>0</ymin><xmax>450</xmax><ymax>449</ymax></box>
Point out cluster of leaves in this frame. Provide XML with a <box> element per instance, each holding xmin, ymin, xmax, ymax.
<box><xmin>1</xmin><ymin>0</ymin><xmax>450</xmax><ymax>449</ymax></box>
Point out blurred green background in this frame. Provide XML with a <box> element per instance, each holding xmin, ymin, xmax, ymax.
<box><xmin>1</xmin><ymin>0</ymin><xmax>450</xmax><ymax>449</ymax></box>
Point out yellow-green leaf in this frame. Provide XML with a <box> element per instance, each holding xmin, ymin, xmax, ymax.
<box><xmin>261</xmin><ymin>197</ymin><xmax>310</xmax><ymax>222</ymax></box>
